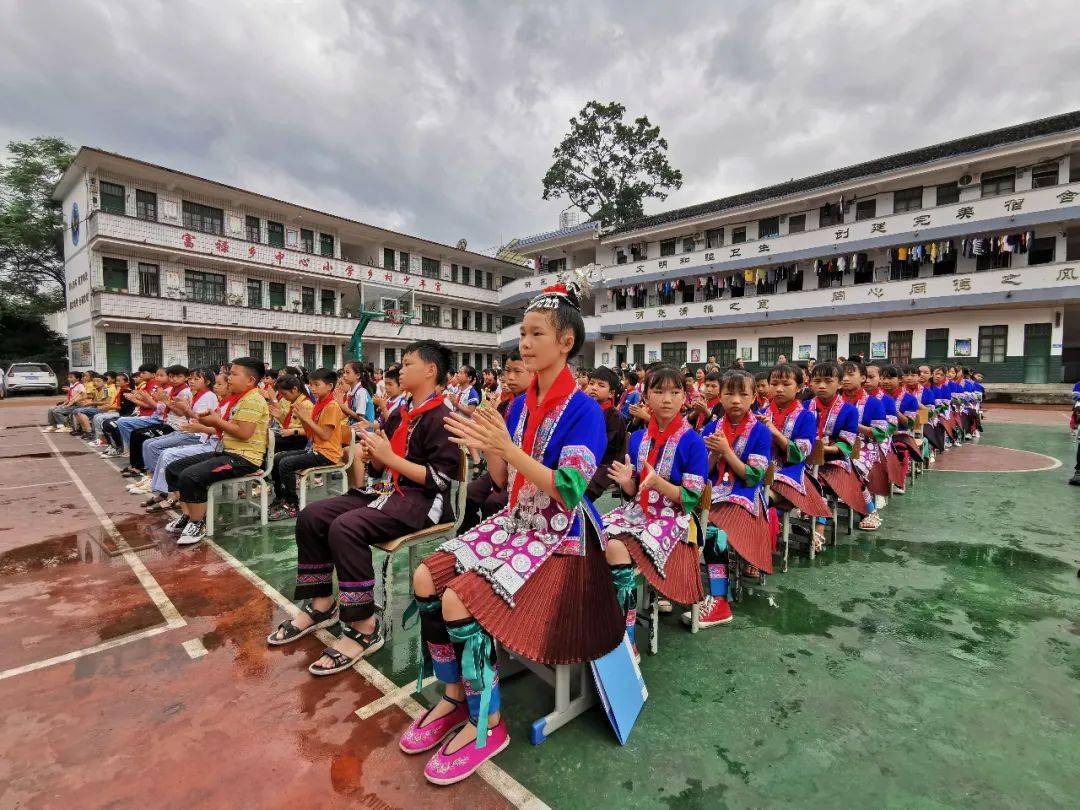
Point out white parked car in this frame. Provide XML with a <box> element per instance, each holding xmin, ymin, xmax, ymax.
<box><xmin>4</xmin><ymin>363</ymin><xmax>59</xmax><ymax>395</ymax></box>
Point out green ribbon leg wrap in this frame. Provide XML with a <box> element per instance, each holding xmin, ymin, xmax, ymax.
<box><xmin>405</xmin><ymin>597</ymin><xmax>438</xmax><ymax>693</ymax></box>
<box><xmin>610</xmin><ymin>565</ymin><xmax>637</xmax><ymax>613</ymax></box>
<box><xmin>447</xmin><ymin>620</ymin><xmax>496</xmax><ymax>748</ymax></box>
<box><xmin>705</xmin><ymin>525</ymin><xmax>728</xmax><ymax>555</ymax></box>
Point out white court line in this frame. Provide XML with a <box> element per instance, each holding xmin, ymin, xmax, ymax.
<box><xmin>0</xmin><ymin>480</ymin><xmax>71</xmax><ymax>491</ymax></box>
<box><xmin>355</xmin><ymin>675</ymin><xmax>437</xmax><ymax>720</ymax></box>
<box><xmin>182</xmin><ymin>638</ymin><xmax>209</xmax><ymax>659</ymax></box>
<box><xmin>930</xmin><ymin>444</ymin><xmax>1063</xmax><ymax>473</ymax></box>
<box><xmin>0</xmin><ymin>624</ymin><xmax>175</xmax><ymax>681</ymax></box>
<box><xmin>197</xmin><ymin>527</ymin><xmax>549</xmax><ymax>810</ymax></box>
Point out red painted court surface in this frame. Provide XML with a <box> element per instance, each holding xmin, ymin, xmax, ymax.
<box><xmin>0</xmin><ymin>397</ymin><xmax>522</xmax><ymax>809</ymax></box>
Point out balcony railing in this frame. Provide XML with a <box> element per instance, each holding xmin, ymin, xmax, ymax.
<box><xmin>497</xmin><ymin>264</ymin><xmax>605</xmax><ymax>307</ymax></box>
<box><xmin>86</xmin><ymin>211</ymin><xmax>504</xmax><ymax>305</ymax></box>
<box><xmin>497</xmin><ymin>315</ymin><xmax>602</xmax><ymax>348</ymax></box>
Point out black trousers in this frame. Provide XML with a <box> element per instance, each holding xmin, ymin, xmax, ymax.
<box><xmin>101</xmin><ymin>418</ymin><xmax>124</xmax><ymax>451</ymax></box>
<box><xmin>130</xmin><ymin>424</ymin><xmax>173</xmax><ymax>469</ymax></box>
<box><xmin>271</xmin><ymin>449</ymin><xmax>332</xmax><ymax>504</ymax></box>
<box><xmin>458</xmin><ymin>471</ymin><xmax>507</xmax><ymax>533</ymax></box>
<box><xmin>274</xmin><ymin>432</ymin><xmax>309</xmax><ymax>453</ymax></box>
<box><xmin>294</xmin><ymin>490</ymin><xmax>412</xmax><ymax>622</ymax></box>
<box><xmin>164</xmin><ymin>451</ymin><xmax>259</xmax><ymax>504</ymax></box>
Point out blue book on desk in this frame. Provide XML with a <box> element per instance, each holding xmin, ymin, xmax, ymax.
<box><xmin>590</xmin><ymin>633</ymin><xmax>648</xmax><ymax>745</ymax></box>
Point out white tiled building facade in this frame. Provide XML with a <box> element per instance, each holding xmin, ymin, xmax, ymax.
<box><xmin>501</xmin><ymin>111</ymin><xmax>1080</xmax><ymax>384</ymax></box>
<box><xmin>54</xmin><ymin>149</ymin><xmax>529</xmax><ymax>374</ymax></box>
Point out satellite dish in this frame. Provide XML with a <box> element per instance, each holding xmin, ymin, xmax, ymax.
<box><xmin>456</xmin><ymin>238</ymin><xmax>468</xmax><ymax>250</ymax></box>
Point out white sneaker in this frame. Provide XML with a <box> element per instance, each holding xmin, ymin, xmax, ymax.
<box><xmin>656</xmin><ymin>599</ymin><xmax>673</xmax><ymax>614</ymax></box>
<box><xmin>177</xmin><ymin>520</ymin><xmax>206</xmax><ymax>545</ymax></box>
<box><xmin>56</xmin><ymin>425</ymin><xmax>72</xmax><ymax>433</ymax></box>
<box><xmin>164</xmin><ymin>515</ymin><xmax>189</xmax><ymax>534</ymax></box>
<box><xmin>859</xmin><ymin>512</ymin><xmax>883</xmax><ymax>532</ymax></box>
<box><xmin>41</xmin><ymin>426</ymin><xmax>57</xmax><ymax>433</ymax></box>
<box><xmin>874</xmin><ymin>495</ymin><xmax>887</xmax><ymax>510</ymax></box>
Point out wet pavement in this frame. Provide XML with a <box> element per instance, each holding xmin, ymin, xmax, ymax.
<box><xmin>1</xmin><ymin>397</ymin><xmax>1078</xmax><ymax>808</ymax></box>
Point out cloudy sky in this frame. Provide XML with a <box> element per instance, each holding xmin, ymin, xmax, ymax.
<box><xmin>2</xmin><ymin>0</ymin><xmax>1078</xmax><ymax>253</ymax></box>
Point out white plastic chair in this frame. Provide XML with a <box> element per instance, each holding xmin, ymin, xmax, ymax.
<box><xmin>297</xmin><ymin>430</ymin><xmax>356</xmax><ymax>510</ymax></box>
<box><xmin>205</xmin><ymin>429</ymin><xmax>274</xmax><ymax>537</ymax></box>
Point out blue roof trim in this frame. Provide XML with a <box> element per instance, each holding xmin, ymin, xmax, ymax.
<box><xmin>516</xmin><ymin>220</ymin><xmax>599</xmax><ymax>248</ymax></box>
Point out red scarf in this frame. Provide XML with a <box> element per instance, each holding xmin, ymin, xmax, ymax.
<box><xmin>769</xmin><ymin>399</ymin><xmax>799</xmax><ymax>433</ymax></box>
<box><xmin>813</xmin><ymin>395</ymin><xmax>840</xmax><ymax>439</ymax></box>
<box><xmin>190</xmin><ymin>387</ymin><xmax>212</xmax><ymax>412</ymax></box>
<box><xmin>137</xmin><ymin>380</ymin><xmax>160</xmax><ymax>416</ymax></box>
<box><xmin>712</xmin><ymin>412</ymin><xmax>756</xmax><ymax>486</ymax></box>
<box><xmin>215</xmin><ymin>392</ymin><xmax>244</xmax><ymax>437</ymax></box>
<box><xmin>164</xmin><ymin>382</ymin><xmax>189</xmax><ymax>416</ymax></box>
<box><xmin>304</xmin><ymin>393</ymin><xmax>335</xmax><ymax>438</ymax></box>
<box><xmin>599</xmin><ymin>399</ymin><xmax>614</xmax><ymax>412</ymax></box>
<box><xmin>509</xmin><ymin>366</ymin><xmax>576</xmax><ymax>509</ymax></box>
<box><xmin>639</xmin><ymin>415</ymin><xmax>685</xmax><ymax>512</ymax></box>
<box><xmin>695</xmin><ymin>397</ymin><xmax>720</xmax><ymax>431</ymax></box>
<box><xmin>390</xmin><ymin>392</ymin><xmax>442</xmax><ymax>493</ymax></box>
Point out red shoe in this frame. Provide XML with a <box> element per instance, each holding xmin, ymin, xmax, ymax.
<box><xmin>682</xmin><ymin>596</ymin><xmax>733</xmax><ymax>628</ymax></box>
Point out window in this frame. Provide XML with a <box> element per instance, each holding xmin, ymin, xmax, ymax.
<box><xmin>268</xmin><ymin>282</ymin><xmax>286</xmax><ymax>308</ymax></box>
<box><xmin>247</xmin><ymin>279</ymin><xmax>262</xmax><ymax>308</ymax></box>
<box><xmin>301</xmin><ymin>287</ymin><xmax>315</xmax><ymax>314</ymax></box>
<box><xmin>731</xmin><ymin>227</ymin><xmax>746</xmax><ymax>244</ymax></box>
<box><xmin>182</xmin><ymin>201</ymin><xmax>224</xmax><ymax>235</ymax></box>
<box><xmin>501</xmin><ymin>276</ymin><xmax>512</xmax><ymax>288</ymax></box>
<box><xmin>1027</xmin><ymin>236</ymin><xmax>1056</xmax><ymax>265</ymax></box>
<box><xmin>787</xmin><ymin>214</ymin><xmax>806</xmax><ymax>234</ymax></box>
<box><xmin>187</xmin><ymin>337</ymin><xmax>228</xmax><ymax>369</ymax></box>
<box><xmin>450</xmin><ymin>264</ymin><xmax>458</xmax><ymax>282</ymax></box>
<box><xmin>706</xmin><ymin>339</ymin><xmax>736</xmax><ymax>368</ymax></box>
<box><xmin>303</xmin><ymin>343</ymin><xmax>317</xmax><ymax>369</ymax></box>
<box><xmin>501</xmin><ymin>314</ymin><xmax>516</xmax><ymax>330</ymax></box>
<box><xmin>855</xmin><ymin>199</ymin><xmax>877</xmax><ymax>221</ymax></box>
<box><xmin>893</xmin><ymin>187</ymin><xmax>923</xmax><ymax>213</ymax></box>
<box><xmin>486</xmin><ymin>271</ymin><xmax>494</xmax><ymax>290</ymax></box>
<box><xmin>925</xmin><ymin>328</ymin><xmax>949</xmax><ymax>362</ymax></box>
<box><xmin>661</xmin><ymin>342</ymin><xmax>687</xmax><ymax>367</ymax></box>
<box><xmin>399</xmin><ymin>251</ymin><xmax>410</xmax><ymax>273</ymax></box>
<box><xmin>322</xmin><ymin>345</ymin><xmax>336</xmax><ymax>369</ymax></box>
<box><xmin>384</xmin><ymin>248</ymin><xmax>396</xmax><ymax>270</ymax></box>
<box><xmin>450</xmin><ymin>308</ymin><xmax>458</xmax><ymax>329</ymax></box>
<box><xmin>321</xmin><ymin>289</ymin><xmax>335</xmax><ymax>315</ymax></box>
<box><xmin>848</xmin><ymin>332</ymin><xmax>871</xmax><ymax>361</ymax></box>
<box><xmin>319</xmin><ymin>233</ymin><xmax>334</xmax><ymax>257</ymax></box>
<box><xmin>141</xmin><ymin>334</ymin><xmax>163</xmax><ymax>367</ymax></box>
<box><xmin>659</xmin><ymin>238</ymin><xmax>676</xmax><ymax>256</ymax></box>
<box><xmin>270</xmin><ymin>341</ymin><xmax>287</xmax><ymax>369</ymax></box>
<box><xmin>461</xmin><ymin>311</ymin><xmax>470</xmax><ymax>330</ymax></box>
<box><xmin>978</xmin><ymin>325</ymin><xmax>1007</xmax><ymax>363</ymax></box>
<box><xmin>818</xmin><ymin>203</ymin><xmax>842</xmax><ymax>228</ymax></box>
<box><xmin>980</xmin><ymin>167</ymin><xmax>1015</xmax><ymax>197</ymax></box>
<box><xmin>421</xmin><ymin>304</ymin><xmax>441</xmax><ymax>327</ymax></box>
<box><xmin>1031</xmin><ymin>162</ymin><xmax>1059</xmax><ymax>189</ymax></box>
<box><xmin>100</xmin><ymin>181</ymin><xmax>125</xmax><ymax>214</ymax></box>
<box><xmin>682</xmin><ymin>237</ymin><xmax>696</xmax><ymax>253</ymax></box>
<box><xmin>105</xmin><ymin>332</ymin><xmax>132</xmax><ymax>371</ymax></box>
<box><xmin>136</xmin><ymin>189</ymin><xmax>157</xmax><ymax>221</ymax></box>
<box><xmin>300</xmin><ymin>229</ymin><xmax>314</xmax><ymax>253</ymax></box>
<box><xmin>249</xmin><ymin>340</ymin><xmax>264</xmax><ymax>361</ymax></box>
<box><xmin>486</xmin><ymin>313</ymin><xmax>494</xmax><ymax>332</ymax></box>
<box><xmin>936</xmin><ymin>183</ymin><xmax>961</xmax><ymax>206</ymax></box>
<box><xmin>461</xmin><ymin>266</ymin><xmax>470</xmax><ymax>285</ymax></box>
<box><xmin>887</xmin><ymin>330</ymin><xmax>913</xmax><ymax>364</ymax></box>
<box><xmin>758</xmin><ymin>337</ymin><xmax>793</xmax><ymax>366</ymax></box>
<box><xmin>817</xmin><ymin>334</ymin><xmax>838</xmax><ymax>362</ymax></box>
<box><xmin>705</xmin><ymin>228</ymin><xmax>724</xmax><ymax>248</ymax></box>
<box><xmin>632</xmin><ymin>344</ymin><xmax>646</xmax><ymax>367</ymax></box>
<box><xmin>246</xmin><ymin>215</ymin><xmax>261</xmax><ymax>243</ymax></box>
<box><xmin>976</xmin><ymin>252</ymin><xmax>1011</xmax><ymax>272</ymax></box>
<box><xmin>102</xmin><ymin>257</ymin><xmax>128</xmax><ymax>291</ymax></box>
<box><xmin>758</xmin><ymin>216</ymin><xmax>779</xmax><ymax>238</ymax></box>
<box><xmin>383</xmin><ymin>348</ymin><xmax>396</xmax><ymax>369</ymax></box>
<box><xmin>422</xmin><ymin>257</ymin><xmax>440</xmax><ymax>279</ymax></box>
<box><xmin>185</xmin><ymin>269</ymin><xmax>226</xmax><ymax>303</ymax></box>
<box><xmin>138</xmin><ymin>263</ymin><xmax>160</xmax><ymax>297</ymax></box>
<box><xmin>267</xmin><ymin>220</ymin><xmax>284</xmax><ymax>248</ymax></box>
<box><xmin>476</xmin><ymin>310</ymin><xmax>485</xmax><ymax>331</ymax></box>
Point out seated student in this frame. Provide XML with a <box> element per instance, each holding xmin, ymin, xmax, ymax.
<box><xmin>161</xmin><ymin>357</ymin><xmax>270</xmax><ymax>545</ymax></box>
<box><xmin>912</xmin><ymin>364</ymin><xmax>943</xmax><ymax>460</ymax></box>
<box><xmin>838</xmin><ymin>360</ymin><xmax>887</xmax><ymax>531</ymax></box>
<box><xmin>76</xmin><ymin>371</ymin><xmax>117</xmax><ymax>438</ymax></box>
<box><xmin>269</xmin><ymin>375</ymin><xmax>314</xmax><ymax>454</ymax></box>
<box><xmin>584</xmin><ymin>366</ymin><xmax>628</xmax><ymax>501</ymax></box>
<box><xmin>603</xmin><ymin>364</ymin><xmax>708</xmax><ymax>645</ymax></box>
<box><xmin>98</xmin><ymin>365</ymin><xmax>155</xmax><ymax>455</ymax></box>
<box><xmin>340</xmin><ymin>361</ymin><xmax>376</xmax><ymax>426</ymax></box>
<box><xmin>142</xmin><ymin>372</ymin><xmax>230</xmax><ymax>512</ymax></box>
<box><xmin>689</xmin><ymin>370</ymin><xmax>723</xmax><ymax>433</ymax></box>
<box><xmin>260</xmin><ymin>368</ymin><xmax>278</xmax><ymax>395</ymax></box>
<box><xmin>68</xmin><ymin>372</ymin><xmax>105</xmax><ymax>436</ymax></box>
<box><xmin>267</xmin><ymin>340</ymin><xmax>460</xmax><ymax>675</ymax></box>
<box><xmin>42</xmin><ymin>372</ymin><xmax>85</xmax><ymax>432</ymax></box>
<box><xmin>882</xmin><ymin>364</ymin><xmax>920</xmax><ymax>493</ymax></box>
<box><xmin>87</xmin><ymin>373</ymin><xmax>133</xmax><ymax>445</ymax></box>
<box><xmin>763</xmin><ymin>363</ymin><xmax>831</xmax><ymax>551</ymax></box>
<box><xmin>268</xmin><ymin>368</ymin><xmax>344</xmax><ymax>520</ymax></box>
<box><xmin>751</xmin><ymin>372</ymin><xmax>771</xmax><ymax>415</ymax></box>
<box><xmin>127</xmin><ymin>368</ymin><xmax>218</xmax><ymax>495</ymax></box>
<box><xmin>450</xmin><ymin>365</ymin><xmax>481</xmax><ymax>415</ymax></box>
<box><xmin>931</xmin><ymin>365</ymin><xmax>958</xmax><ymax>448</ymax></box>
<box><xmin>106</xmin><ymin>365</ymin><xmax>167</xmax><ymax>456</ymax></box>
<box><xmin>865</xmin><ymin>363</ymin><xmax>903</xmax><ymax>502</ymax></box>
<box><xmin>809</xmin><ymin>360</ymin><xmax>868</xmax><ymax>524</ymax></box>
<box><xmin>121</xmin><ymin>365</ymin><xmax>192</xmax><ymax>477</ymax></box>
<box><xmin>457</xmin><ymin>350</ymin><xmax>532</xmax><ymax>533</ymax></box>
<box><xmin>481</xmin><ymin>368</ymin><xmax>502</xmax><ymax>406</ymax></box>
<box><xmin>616</xmin><ymin>368</ymin><xmax>642</xmax><ymax>421</ymax></box>
<box><xmin>374</xmin><ymin>364</ymin><xmax>408</xmax><ymax>427</ymax></box>
<box><xmin>695</xmin><ymin>370</ymin><xmax>774</xmax><ymax>628</ymax></box>
<box><xmin>575</xmin><ymin>367</ymin><xmax>590</xmax><ymax>391</ymax></box>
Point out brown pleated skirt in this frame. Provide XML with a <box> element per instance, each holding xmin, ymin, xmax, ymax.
<box><xmin>868</xmin><ymin>459</ymin><xmax>891</xmax><ymax>497</ymax></box>
<box><xmin>422</xmin><ymin>541</ymin><xmax>625</xmax><ymax>666</ymax></box>
<box><xmin>710</xmin><ymin>502</ymin><xmax>773</xmax><ymax>574</ymax></box>
<box><xmin>893</xmin><ymin>433</ymin><xmax>923</xmax><ymax>458</ymax></box>
<box><xmin>620</xmin><ymin>533</ymin><xmax>705</xmax><ymax>606</ymax></box>
<box><xmin>941</xmin><ymin>415</ymin><xmax>957</xmax><ymax>440</ymax></box>
<box><xmin>770</xmin><ymin>476</ymin><xmax>831</xmax><ymax>518</ymax></box>
<box><xmin>885</xmin><ymin>449</ymin><xmax>904</xmax><ymax>485</ymax></box>
<box><xmin>816</xmin><ymin>465</ymin><xmax>869</xmax><ymax>516</ymax></box>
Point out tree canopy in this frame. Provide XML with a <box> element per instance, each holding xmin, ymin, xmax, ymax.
<box><xmin>542</xmin><ymin>101</ymin><xmax>682</xmax><ymax>227</ymax></box>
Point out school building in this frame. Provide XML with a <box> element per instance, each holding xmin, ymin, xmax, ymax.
<box><xmin>52</xmin><ymin>149</ymin><xmax>529</xmax><ymax>374</ymax></box>
<box><xmin>502</xmin><ymin>110</ymin><xmax>1080</xmax><ymax>384</ymax></box>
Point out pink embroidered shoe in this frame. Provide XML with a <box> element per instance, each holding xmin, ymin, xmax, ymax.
<box><xmin>399</xmin><ymin>700</ymin><xmax>468</xmax><ymax>754</ymax></box>
<box><xmin>423</xmin><ymin>720</ymin><xmax>510</xmax><ymax>785</ymax></box>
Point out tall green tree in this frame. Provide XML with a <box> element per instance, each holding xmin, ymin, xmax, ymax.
<box><xmin>0</xmin><ymin>136</ymin><xmax>75</xmax><ymax>301</ymax></box>
<box><xmin>542</xmin><ymin>101</ymin><xmax>682</xmax><ymax>227</ymax></box>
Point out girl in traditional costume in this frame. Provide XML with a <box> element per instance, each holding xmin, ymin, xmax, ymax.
<box><xmin>401</xmin><ymin>279</ymin><xmax>622</xmax><ymax>784</ymax></box>
<box><xmin>882</xmin><ymin>364</ymin><xmax>922</xmax><ymax>493</ymax></box>
<box><xmin>865</xmin><ymin>363</ymin><xmax>903</xmax><ymax>505</ymax></box>
<box><xmin>808</xmin><ymin>361</ymin><xmax>865</xmax><ymax>527</ymax></box>
<box><xmin>835</xmin><ymin>360</ymin><xmax>887</xmax><ymax>531</ymax></box>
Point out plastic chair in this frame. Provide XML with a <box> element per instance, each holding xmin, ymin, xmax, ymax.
<box><xmin>205</xmin><ymin>429</ymin><xmax>274</xmax><ymax>538</ymax></box>
<box><xmin>297</xmin><ymin>430</ymin><xmax>356</xmax><ymax>510</ymax></box>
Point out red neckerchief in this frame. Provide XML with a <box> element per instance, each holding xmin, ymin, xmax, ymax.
<box><xmin>112</xmin><ymin>387</ymin><xmax>126</xmax><ymax>408</ymax></box>
<box><xmin>599</xmin><ymin>399</ymin><xmax>614</xmax><ymax>412</ymax></box>
<box><xmin>843</xmin><ymin>388</ymin><xmax>867</xmax><ymax>409</ymax></box>
<box><xmin>164</xmin><ymin>382</ymin><xmax>189</xmax><ymax>416</ymax></box>
<box><xmin>713</xmin><ymin>412</ymin><xmax>757</xmax><ymax>485</ymax></box>
<box><xmin>639</xmin><ymin>415</ymin><xmax>685</xmax><ymax>512</ymax></box>
<box><xmin>138</xmin><ymin>380</ymin><xmax>160</xmax><ymax>416</ymax></box>
<box><xmin>868</xmin><ymin>387</ymin><xmax>884</xmax><ymax>400</ymax></box>
<box><xmin>281</xmin><ymin>398</ymin><xmax>299</xmax><ymax>428</ymax></box>
<box><xmin>390</xmin><ymin>392</ymin><xmax>442</xmax><ymax>493</ymax></box>
<box><xmin>216</xmin><ymin>391</ymin><xmax>246</xmax><ymax>437</ymax></box>
<box><xmin>813</xmin><ymin>395</ymin><xmax>841</xmax><ymax>439</ymax></box>
<box><xmin>769</xmin><ymin>399</ymin><xmax>799</xmax><ymax>433</ymax></box>
<box><xmin>305</xmin><ymin>393</ymin><xmax>335</xmax><ymax>438</ymax></box>
<box><xmin>696</xmin><ymin>397</ymin><xmax>720</xmax><ymax>430</ymax></box>
<box><xmin>190</xmin><ymin>387</ymin><xmax>212</xmax><ymax>411</ymax></box>
<box><xmin>754</xmin><ymin>396</ymin><xmax>769</xmax><ymax>411</ymax></box>
<box><xmin>509</xmin><ymin>366</ymin><xmax>576</xmax><ymax>509</ymax></box>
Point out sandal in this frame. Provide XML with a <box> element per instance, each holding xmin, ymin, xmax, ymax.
<box><xmin>266</xmin><ymin>600</ymin><xmax>339</xmax><ymax>646</ymax></box>
<box><xmin>146</xmin><ymin>495</ymin><xmax>179</xmax><ymax>512</ymax></box>
<box><xmin>308</xmin><ymin>621</ymin><xmax>384</xmax><ymax>676</ymax></box>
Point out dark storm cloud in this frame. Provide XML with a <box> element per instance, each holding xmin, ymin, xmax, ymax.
<box><xmin>1</xmin><ymin>0</ymin><xmax>1077</xmax><ymax>252</ymax></box>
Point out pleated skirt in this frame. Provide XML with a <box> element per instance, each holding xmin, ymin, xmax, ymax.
<box><xmin>710</xmin><ymin>502</ymin><xmax>773</xmax><ymax>574</ymax></box>
<box><xmin>620</xmin><ymin>533</ymin><xmax>705</xmax><ymax>606</ymax></box>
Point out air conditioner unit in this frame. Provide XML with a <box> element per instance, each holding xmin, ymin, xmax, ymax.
<box><xmin>958</xmin><ymin>174</ymin><xmax>974</xmax><ymax>187</ymax></box>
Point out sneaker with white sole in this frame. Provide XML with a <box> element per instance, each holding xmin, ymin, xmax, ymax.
<box><xmin>55</xmin><ymin>425</ymin><xmax>72</xmax><ymax>433</ymax></box>
<box><xmin>859</xmin><ymin>512</ymin><xmax>883</xmax><ymax>531</ymax></box>
<box><xmin>177</xmin><ymin>520</ymin><xmax>206</xmax><ymax>545</ymax></box>
<box><xmin>164</xmin><ymin>515</ymin><xmax>189</xmax><ymax>534</ymax></box>
<box><xmin>681</xmin><ymin>596</ymin><xmax>733</xmax><ymax>629</ymax></box>
<box><xmin>41</xmin><ymin>426</ymin><xmax>57</xmax><ymax>433</ymax></box>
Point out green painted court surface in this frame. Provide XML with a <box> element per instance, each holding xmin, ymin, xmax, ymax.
<box><xmin>207</xmin><ymin>418</ymin><xmax>1080</xmax><ymax>808</ymax></box>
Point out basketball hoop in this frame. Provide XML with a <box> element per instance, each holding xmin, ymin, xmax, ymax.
<box><xmin>385</xmin><ymin>308</ymin><xmax>400</xmax><ymax>325</ymax></box>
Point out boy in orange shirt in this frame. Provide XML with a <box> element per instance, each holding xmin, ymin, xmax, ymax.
<box><xmin>269</xmin><ymin>368</ymin><xmax>343</xmax><ymax>520</ymax></box>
